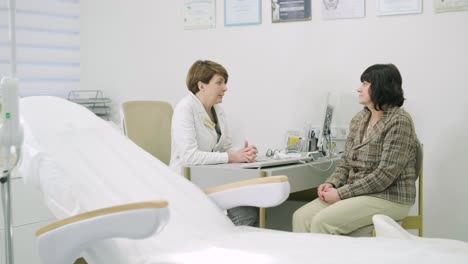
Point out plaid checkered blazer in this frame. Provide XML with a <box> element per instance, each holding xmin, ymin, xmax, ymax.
<box><xmin>326</xmin><ymin>107</ymin><xmax>418</xmax><ymax>205</ymax></box>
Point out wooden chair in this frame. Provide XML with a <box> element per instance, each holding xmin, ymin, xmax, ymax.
<box><xmin>401</xmin><ymin>142</ymin><xmax>423</xmax><ymax>236</ymax></box>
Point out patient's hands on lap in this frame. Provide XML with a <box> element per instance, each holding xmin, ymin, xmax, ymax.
<box><xmin>318</xmin><ymin>183</ymin><xmax>333</xmax><ymax>201</ymax></box>
<box><xmin>318</xmin><ymin>183</ymin><xmax>341</xmax><ymax>204</ymax></box>
<box><xmin>228</xmin><ymin>140</ymin><xmax>257</xmax><ymax>163</ymax></box>
<box><xmin>322</xmin><ymin>188</ymin><xmax>340</xmax><ymax>204</ymax></box>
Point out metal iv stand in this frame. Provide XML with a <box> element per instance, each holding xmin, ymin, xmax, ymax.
<box><xmin>1</xmin><ymin>0</ymin><xmax>22</xmax><ymax>263</ymax></box>
<box><xmin>1</xmin><ymin>157</ymin><xmax>17</xmax><ymax>264</ymax></box>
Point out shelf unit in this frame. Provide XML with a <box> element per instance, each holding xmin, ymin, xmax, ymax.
<box><xmin>67</xmin><ymin>90</ymin><xmax>111</xmax><ymax>120</ymax></box>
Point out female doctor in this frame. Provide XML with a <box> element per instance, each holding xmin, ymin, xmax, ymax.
<box><xmin>170</xmin><ymin>60</ymin><xmax>259</xmax><ymax>226</ymax></box>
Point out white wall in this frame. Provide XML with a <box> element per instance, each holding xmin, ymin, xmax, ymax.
<box><xmin>80</xmin><ymin>0</ymin><xmax>468</xmax><ymax>241</ymax></box>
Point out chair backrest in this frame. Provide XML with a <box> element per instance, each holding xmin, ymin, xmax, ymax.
<box><xmin>401</xmin><ymin>141</ymin><xmax>423</xmax><ymax>236</ymax></box>
<box><xmin>415</xmin><ymin>140</ymin><xmax>423</xmax><ymax>186</ymax></box>
<box><xmin>350</xmin><ymin>141</ymin><xmax>424</xmax><ymax>238</ymax></box>
<box><xmin>122</xmin><ymin>101</ymin><xmax>173</xmax><ymax>165</ymax></box>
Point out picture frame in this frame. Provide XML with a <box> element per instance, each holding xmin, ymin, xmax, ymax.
<box><xmin>272</xmin><ymin>0</ymin><xmax>312</xmax><ymax>23</ymax></box>
<box><xmin>225</xmin><ymin>0</ymin><xmax>262</xmax><ymax>26</ymax></box>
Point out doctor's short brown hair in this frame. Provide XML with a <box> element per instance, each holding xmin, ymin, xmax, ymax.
<box><xmin>186</xmin><ymin>60</ymin><xmax>229</xmax><ymax>94</ymax></box>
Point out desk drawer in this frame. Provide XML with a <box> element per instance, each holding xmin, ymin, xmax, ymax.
<box><xmin>268</xmin><ymin>161</ymin><xmax>338</xmax><ymax>193</ymax></box>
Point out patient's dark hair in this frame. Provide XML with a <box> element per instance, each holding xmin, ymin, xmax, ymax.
<box><xmin>186</xmin><ymin>60</ymin><xmax>229</xmax><ymax>94</ymax></box>
<box><xmin>360</xmin><ymin>64</ymin><xmax>405</xmax><ymax>111</ymax></box>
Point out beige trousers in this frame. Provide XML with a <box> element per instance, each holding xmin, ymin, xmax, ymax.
<box><xmin>292</xmin><ymin>196</ymin><xmax>411</xmax><ymax>234</ymax></box>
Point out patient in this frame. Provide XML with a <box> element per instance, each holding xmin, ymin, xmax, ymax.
<box><xmin>170</xmin><ymin>60</ymin><xmax>259</xmax><ymax>227</ymax></box>
<box><xmin>293</xmin><ymin>64</ymin><xmax>419</xmax><ymax>235</ymax></box>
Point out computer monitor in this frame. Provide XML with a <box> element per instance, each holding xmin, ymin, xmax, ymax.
<box><xmin>318</xmin><ymin>95</ymin><xmax>334</xmax><ymax>157</ymax></box>
<box><xmin>321</xmin><ymin>104</ymin><xmax>334</xmax><ymax>139</ymax></box>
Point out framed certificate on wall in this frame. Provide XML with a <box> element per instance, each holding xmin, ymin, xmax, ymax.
<box><xmin>434</xmin><ymin>0</ymin><xmax>468</xmax><ymax>13</ymax></box>
<box><xmin>183</xmin><ymin>0</ymin><xmax>216</xmax><ymax>30</ymax></box>
<box><xmin>377</xmin><ymin>0</ymin><xmax>422</xmax><ymax>16</ymax></box>
<box><xmin>272</xmin><ymin>0</ymin><xmax>311</xmax><ymax>23</ymax></box>
<box><xmin>225</xmin><ymin>0</ymin><xmax>262</xmax><ymax>26</ymax></box>
<box><xmin>321</xmin><ymin>0</ymin><xmax>365</xmax><ymax>20</ymax></box>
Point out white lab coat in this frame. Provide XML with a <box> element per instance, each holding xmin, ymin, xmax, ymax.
<box><xmin>170</xmin><ymin>93</ymin><xmax>235</xmax><ymax>174</ymax></box>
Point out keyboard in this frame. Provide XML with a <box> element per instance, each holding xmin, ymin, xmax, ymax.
<box><xmin>238</xmin><ymin>156</ymin><xmax>313</xmax><ymax>169</ymax></box>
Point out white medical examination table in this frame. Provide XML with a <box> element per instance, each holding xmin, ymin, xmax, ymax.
<box><xmin>19</xmin><ymin>97</ymin><xmax>468</xmax><ymax>264</ymax></box>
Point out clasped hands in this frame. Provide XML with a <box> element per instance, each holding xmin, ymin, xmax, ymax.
<box><xmin>317</xmin><ymin>183</ymin><xmax>341</xmax><ymax>204</ymax></box>
<box><xmin>228</xmin><ymin>140</ymin><xmax>258</xmax><ymax>163</ymax></box>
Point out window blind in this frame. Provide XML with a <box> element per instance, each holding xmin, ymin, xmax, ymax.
<box><xmin>0</xmin><ymin>0</ymin><xmax>80</xmax><ymax>97</ymax></box>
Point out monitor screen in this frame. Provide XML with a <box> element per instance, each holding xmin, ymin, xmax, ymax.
<box><xmin>317</xmin><ymin>102</ymin><xmax>334</xmax><ymax>149</ymax></box>
<box><xmin>322</xmin><ymin>104</ymin><xmax>334</xmax><ymax>137</ymax></box>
